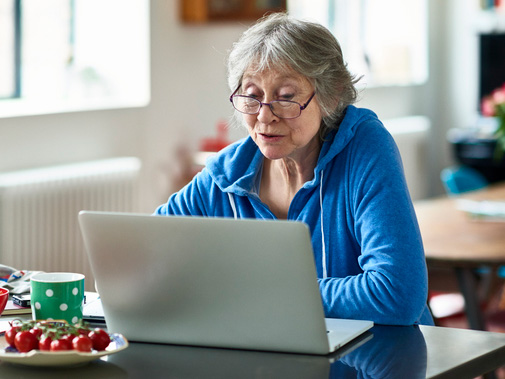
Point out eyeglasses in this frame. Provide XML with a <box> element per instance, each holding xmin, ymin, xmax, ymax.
<box><xmin>229</xmin><ymin>87</ymin><xmax>316</xmax><ymax>119</ymax></box>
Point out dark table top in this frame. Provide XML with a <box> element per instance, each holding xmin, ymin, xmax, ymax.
<box><xmin>1</xmin><ymin>323</ymin><xmax>505</xmax><ymax>379</ymax></box>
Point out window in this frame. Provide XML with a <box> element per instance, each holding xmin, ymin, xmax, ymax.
<box><xmin>288</xmin><ymin>0</ymin><xmax>428</xmax><ymax>87</ymax></box>
<box><xmin>0</xmin><ymin>0</ymin><xmax>19</xmax><ymax>99</ymax></box>
<box><xmin>0</xmin><ymin>0</ymin><xmax>150</xmax><ymax>118</ymax></box>
<box><xmin>22</xmin><ymin>0</ymin><xmax>74</xmax><ymax>100</ymax></box>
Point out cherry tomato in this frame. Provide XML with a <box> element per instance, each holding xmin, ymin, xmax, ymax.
<box><xmin>60</xmin><ymin>334</ymin><xmax>75</xmax><ymax>345</ymax></box>
<box><xmin>5</xmin><ymin>326</ymin><xmax>20</xmax><ymax>347</ymax></box>
<box><xmin>88</xmin><ymin>328</ymin><xmax>110</xmax><ymax>351</ymax></box>
<box><xmin>14</xmin><ymin>330</ymin><xmax>38</xmax><ymax>353</ymax></box>
<box><xmin>38</xmin><ymin>336</ymin><xmax>53</xmax><ymax>351</ymax></box>
<box><xmin>50</xmin><ymin>338</ymin><xmax>72</xmax><ymax>351</ymax></box>
<box><xmin>29</xmin><ymin>327</ymin><xmax>43</xmax><ymax>339</ymax></box>
<box><xmin>77</xmin><ymin>327</ymin><xmax>90</xmax><ymax>336</ymax></box>
<box><xmin>72</xmin><ymin>335</ymin><xmax>93</xmax><ymax>352</ymax></box>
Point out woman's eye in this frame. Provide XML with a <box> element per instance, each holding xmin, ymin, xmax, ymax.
<box><xmin>279</xmin><ymin>94</ymin><xmax>294</xmax><ymax>101</ymax></box>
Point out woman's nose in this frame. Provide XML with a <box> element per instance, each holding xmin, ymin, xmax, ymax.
<box><xmin>257</xmin><ymin>103</ymin><xmax>279</xmax><ymax>124</ymax></box>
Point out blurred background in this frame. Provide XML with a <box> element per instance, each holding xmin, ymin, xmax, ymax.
<box><xmin>0</xmin><ymin>0</ymin><xmax>504</xmax><ymax>291</ymax></box>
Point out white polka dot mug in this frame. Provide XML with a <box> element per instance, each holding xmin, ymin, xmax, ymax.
<box><xmin>30</xmin><ymin>272</ymin><xmax>85</xmax><ymax>324</ymax></box>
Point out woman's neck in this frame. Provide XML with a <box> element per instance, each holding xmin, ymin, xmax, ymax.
<box><xmin>259</xmin><ymin>144</ymin><xmax>321</xmax><ymax>219</ymax></box>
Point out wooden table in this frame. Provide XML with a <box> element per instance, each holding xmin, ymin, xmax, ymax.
<box><xmin>415</xmin><ymin>182</ymin><xmax>505</xmax><ymax>330</ymax></box>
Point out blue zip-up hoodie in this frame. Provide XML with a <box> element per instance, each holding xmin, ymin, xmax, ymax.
<box><xmin>155</xmin><ymin>105</ymin><xmax>434</xmax><ymax>326</ymax></box>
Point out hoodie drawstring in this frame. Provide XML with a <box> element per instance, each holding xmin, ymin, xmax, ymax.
<box><xmin>320</xmin><ymin>170</ymin><xmax>328</xmax><ymax>279</ymax></box>
<box><xmin>228</xmin><ymin>193</ymin><xmax>238</xmax><ymax>219</ymax></box>
<box><xmin>228</xmin><ymin>173</ymin><xmax>327</xmax><ymax>279</ymax></box>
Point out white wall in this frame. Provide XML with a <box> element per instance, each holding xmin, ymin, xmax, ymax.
<box><xmin>0</xmin><ymin>0</ymin><xmax>480</xmax><ymax>211</ymax></box>
<box><xmin>142</xmin><ymin>1</ymin><xmax>248</xmax><ymax>210</ymax></box>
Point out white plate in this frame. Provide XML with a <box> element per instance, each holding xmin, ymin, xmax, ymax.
<box><xmin>0</xmin><ymin>333</ymin><xmax>128</xmax><ymax>367</ymax></box>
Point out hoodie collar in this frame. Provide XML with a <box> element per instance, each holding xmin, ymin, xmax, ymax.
<box><xmin>206</xmin><ymin>105</ymin><xmax>378</xmax><ymax>194</ymax></box>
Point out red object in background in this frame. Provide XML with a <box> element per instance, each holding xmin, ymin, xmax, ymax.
<box><xmin>199</xmin><ymin>120</ymin><xmax>230</xmax><ymax>152</ymax></box>
<box><xmin>0</xmin><ymin>288</ymin><xmax>8</xmax><ymax>315</ymax></box>
<box><xmin>171</xmin><ymin>120</ymin><xmax>233</xmax><ymax>192</ymax></box>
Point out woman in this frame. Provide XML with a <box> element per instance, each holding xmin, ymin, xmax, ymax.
<box><xmin>155</xmin><ymin>13</ymin><xmax>433</xmax><ymax>325</ymax></box>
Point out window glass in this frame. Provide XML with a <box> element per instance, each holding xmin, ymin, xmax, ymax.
<box><xmin>0</xmin><ymin>0</ymin><xmax>150</xmax><ymax>118</ymax></box>
<box><xmin>288</xmin><ymin>0</ymin><xmax>428</xmax><ymax>87</ymax></box>
<box><xmin>22</xmin><ymin>0</ymin><xmax>73</xmax><ymax>99</ymax></box>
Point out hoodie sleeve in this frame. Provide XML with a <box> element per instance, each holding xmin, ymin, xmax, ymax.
<box><xmin>154</xmin><ymin>170</ymin><xmax>217</xmax><ymax>216</ymax></box>
<box><xmin>318</xmin><ymin>119</ymin><xmax>431</xmax><ymax>325</ymax></box>
<box><xmin>154</xmin><ymin>167</ymin><xmax>243</xmax><ymax>218</ymax></box>
<box><xmin>154</xmin><ymin>137</ymin><xmax>265</xmax><ymax>218</ymax></box>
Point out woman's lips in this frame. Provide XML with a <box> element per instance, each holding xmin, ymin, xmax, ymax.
<box><xmin>259</xmin><ymin>132</ymin><xmax>283</xmax><ymax>141</ymax></box>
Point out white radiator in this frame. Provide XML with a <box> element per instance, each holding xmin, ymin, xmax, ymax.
<box><xmin>0</xmin><ymin>157</ymin><xmax>141</xmax><ymax>291</ymax></box>
<box><xmin>384</xmin><ymin>116</ymin><xmax>431</xmax><ymax>201</ymax></box>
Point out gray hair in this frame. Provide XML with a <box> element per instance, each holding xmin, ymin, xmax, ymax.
<box><xmin>227</xmin><ymin>12</ymin><xmax>360</xmax><ymax>137</ymax></box>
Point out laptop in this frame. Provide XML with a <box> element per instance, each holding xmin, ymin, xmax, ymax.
<box><xmin>78</xmin><ymin>211</ymin><xmax>373</xmax><ymax>355</ymax></box>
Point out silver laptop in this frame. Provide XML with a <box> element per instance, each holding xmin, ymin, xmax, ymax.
<box><xmin>78</xmin><ymin>211</ymin><xmax>373</xmax><ymax>355</ymax></box>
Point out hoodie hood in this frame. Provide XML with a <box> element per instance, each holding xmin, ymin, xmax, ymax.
<box><xmin>206</xmin><ymin>105</ymin><xmax>381</xmax><ymax>194</ymax></box>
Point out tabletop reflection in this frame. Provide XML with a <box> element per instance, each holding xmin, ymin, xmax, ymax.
<box><xmin>333</xmin><ymin>325</ymin><xmax>426</xmax><ymax>378</ymax></box>
<box><xmin>105</xmin><ymin>325</ymin><xmax>426</xmax><ymax>378</ymax></box>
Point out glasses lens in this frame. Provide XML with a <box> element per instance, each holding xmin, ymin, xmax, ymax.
<box><xmin>231</xmin><ymin>96</ymin><xmax>302</xmax><ymax>119</ymax></box>
<box><xmin>271</xmin><ymin>101</ymin><xmax>301</xmax><ymax>119</ymax></box>
<box><xmin>233</xmin><ymin>96</ymin><xmax>260</xmax><ymax>114</ymax></box>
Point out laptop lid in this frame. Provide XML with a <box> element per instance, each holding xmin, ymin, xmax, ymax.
<box><xmin>78</xmin><ymin>211</ymin><xmax>372</xmax><ymax>355</ymax></box>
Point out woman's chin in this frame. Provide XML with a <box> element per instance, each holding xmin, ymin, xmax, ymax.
<box><xmin>258</xmin><ymin>146</ymin><xmax>290</xmax><ymax>161</ymax></box>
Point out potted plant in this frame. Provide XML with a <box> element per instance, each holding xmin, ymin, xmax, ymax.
<box><xmin>481</xmin><ymin>82</ymin><xmax>505</xmax><ymax>161</ymax></box>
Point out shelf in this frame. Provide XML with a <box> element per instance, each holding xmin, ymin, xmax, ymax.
<box><xmin>475</xmin><ymin>10</ymin><xmax>505</xmax><ymax>32</ymax></box>
<box><xmin>181</xmin><ymin>0</ymin><xmax>286</xmax><ymax>23</ymax></box>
